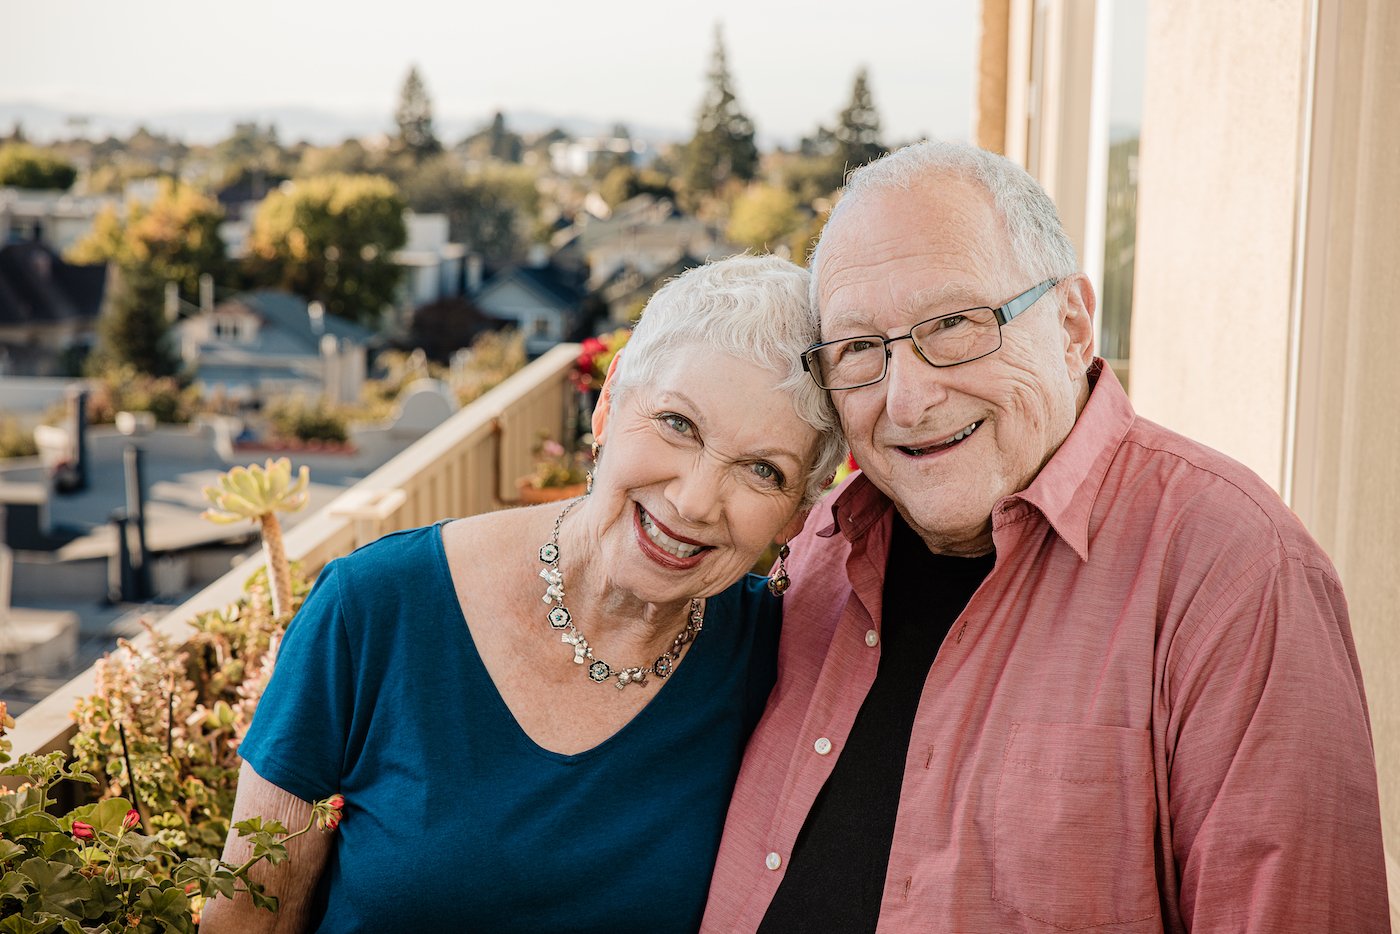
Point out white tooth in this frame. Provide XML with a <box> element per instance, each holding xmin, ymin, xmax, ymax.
<box><xmin>640</xmin><ymin>508</ymin><xmax>701</xmax><ymax>558</ymax></box>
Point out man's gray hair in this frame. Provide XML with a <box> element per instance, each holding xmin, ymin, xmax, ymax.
<box><xmin>809</xmin><ymin>140</ymin><xmax>1080</xmax><ymax>313</ymax></box>
<box><xmin>611</xmin><ymin>253</ymin><xmax>847</xmax><ymax>506</ymax></box>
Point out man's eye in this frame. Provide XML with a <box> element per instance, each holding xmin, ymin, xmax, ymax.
<box><xmin>933</xmin><ymin>314</ymin><xmax>969</xmax><ymax>331</ymax></box>
<box><xmin>838</xmin><ymin>338</ymin><xmax>880</xmax><ymax>359</ymax></box>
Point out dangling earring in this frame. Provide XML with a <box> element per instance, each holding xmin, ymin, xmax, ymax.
<box><xmin>586</xmin><ymin>442</ymin><xmax>601</xmax><ymax>495</ymax></box>
<box><xmin>767</xmin><ymin>543</ymin><xmax>791</xmax><ymax>596</ymax></box>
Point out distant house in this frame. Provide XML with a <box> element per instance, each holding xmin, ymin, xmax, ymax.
<box><xmin>0</xmin><ymin>187</ymin><xmax>119</xmax><ymax>255</ymax></box>
<box><xmin>177</xmin><ymin>290</ymin><xmax>374</xmax><ymax>404</ymax></box>
<box><xmin>555</xmin><ymin>195</ymin><xmax>730</xmax><ymax>292</ymax></box>
<box><xmin>595</xmin><ymin>253</ymin><xmax>704</xmax><ymax>325</ymax></box>
<box><xmin>0</xmin><ymin>242</ymin><xmax>106</xmax><ymax>376</ymax></box>
<box><xmin>473</xmin><ymin>249</ymin><xmax>590</xmax><ymax>358</ymax></box>
<box><xmin>394</xmin><ymin>212</ymin><xmax>467</xmax><ymax>309</ymax></box>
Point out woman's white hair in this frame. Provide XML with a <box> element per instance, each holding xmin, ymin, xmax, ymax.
<box><xmin>610</xmin><ymin>253</ymin><xmax>846</xmax><ymax>506</ymax></box>
<box><xmin>809</xmin><ymin>140</ymin><xmax>1080</xmax><ymax>312</ymax></box>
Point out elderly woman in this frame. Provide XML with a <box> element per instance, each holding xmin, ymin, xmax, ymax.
<box><xmin>202</xmin><ymin>254</ymin><xmax>845</xmax><ymax>933</ymax></box>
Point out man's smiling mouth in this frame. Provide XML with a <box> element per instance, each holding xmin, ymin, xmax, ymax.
<box><xmin>898</xmin><ymin>420</ymin><xmax>984</xmax><ymax>456</ymax></box>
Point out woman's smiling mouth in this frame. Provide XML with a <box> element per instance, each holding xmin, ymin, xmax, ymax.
<box><xmin>637</xmin><ymin>505</ymin><xmax>710</xmax><ymax>560</ymax></box>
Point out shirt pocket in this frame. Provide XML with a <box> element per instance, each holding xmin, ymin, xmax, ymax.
<box><xmin>992</xmin><ymin>722</ymin><xmax>1158</xmax><ymax>931</ymax></box>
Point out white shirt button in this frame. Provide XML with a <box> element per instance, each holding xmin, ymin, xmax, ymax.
<box><xmin>765</xmin><ymin>851</ymin><xmax>782</xmax><ymax>871</ymax></box>
<box><xmin>864</xmin><ymin>629</ymin><xmax>879</xmax><ymax>647</ymax></box>
<box><xmin>814</xmin><ymin>737</ymin><xmax>833</xmax><ymax>756</ymax></box>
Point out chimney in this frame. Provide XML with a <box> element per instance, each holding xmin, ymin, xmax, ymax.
<box><xmin>199</xmin><ymin>273</ymin><xmax>214</xmax><ymax>313</ymax></box>
<box><xmin>466</xmin><ymin>253</ymin><xmax>483</xmax><ymax>294</ymax></box>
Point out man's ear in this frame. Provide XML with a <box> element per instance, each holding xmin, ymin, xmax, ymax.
<box><xmin>1059</xmin><ymin>274</ymin><xmax>1097</xmax><ymax>370</ymax></box>
<box><xmin>590</xmin><ymin>350</ymin><xmax>626</xmax><ymax>443</ymax></box>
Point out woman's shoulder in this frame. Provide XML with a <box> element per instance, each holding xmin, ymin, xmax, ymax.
<box><xmin>325</xmin><ymin>523</ymin><xmax>449</xmax><ymax>608</ymax></box>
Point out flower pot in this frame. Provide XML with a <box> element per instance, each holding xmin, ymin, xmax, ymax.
<box><xmin>516</xmin><ymin>479</ymin><xmax>587</xmax><ymax>504</ymax></box>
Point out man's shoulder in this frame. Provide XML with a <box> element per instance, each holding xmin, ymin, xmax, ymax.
<box><xmin>1109</xmin><ymin>417</ymin><xmax>1330</xmax><ymax>570</ymax></box>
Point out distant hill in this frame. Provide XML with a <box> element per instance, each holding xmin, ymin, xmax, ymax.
<box><xmin>0</xmin><ymin>100</ymin><xmax>691</xmax><ymax>147</ymax></box>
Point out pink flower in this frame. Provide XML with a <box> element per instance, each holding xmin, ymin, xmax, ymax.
<box><xmin>72</xmin><ymin>821</ymin><xmax>95</xmax><ymax>841</ymax></box>
<box><xmin>123</xmin><ymin>809</ymin><xmax>141</xmax><ymax>831</ymax></box>
<box><xmin>581</xmin><ymin>337</ymin><xmax>605</xmax><ymax>355</ymax></box>
<box><xmin>326</xmin><ymin>815</ymin><xmax>341</xmax><ymax>831</ymax></box>
<box><xmin>326</xmin><ymin>794</ymin><xmax>345</xmax><ymax>810</ymax></box>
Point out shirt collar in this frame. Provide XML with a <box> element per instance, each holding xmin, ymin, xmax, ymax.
<box><xmin>816</xmin><ymin>359</ymin><xmax>1135</xmax><ymax>562</ymax></box>
<box><xmin>1006</xmin><ymin>359</ymin><xmax>1134</xmax><ymax>561</ymax></box>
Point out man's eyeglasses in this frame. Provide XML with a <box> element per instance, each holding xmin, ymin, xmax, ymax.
<box><xmin>800</xmin><ymin>279</ymin><xmax>1060</xmax><ymax>391</ymax></box>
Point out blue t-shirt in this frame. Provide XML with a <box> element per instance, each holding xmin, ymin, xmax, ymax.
<box><xmin>238</xmin><ymin>524</ymin><xmax>780</xmax><ymax>933</ymax></box>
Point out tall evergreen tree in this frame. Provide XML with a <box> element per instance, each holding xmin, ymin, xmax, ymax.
<box><xmin>682</xmin><ymin>25</ymin><xmax>759</xmax><ymax>196</ymax></box>
<box><xmin>831</xmin><ymin>67</ymin><xmax>885</xmax><ymax>178</ymax></box>
<box><xmin>395</xmin><ymin>65</ymin><xmax>442</xmax><ymax>161</ymax></box>
<box><xmin>95</xmin><ymin>265</ymin><xmax>180</xmax><ymax>377</ymax></box>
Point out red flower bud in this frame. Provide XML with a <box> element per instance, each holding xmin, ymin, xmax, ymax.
<box><xmin>185</xmin><ymin>881</ymin><xmax>200</xmax><ymax>895</ymax></box>
<box><xmin>123</xmin><ymin>809</ymin><xmax>141</xmax><ymax>831</ymax></box>
<box><xmin>72</xmin><ymin>821</ymin><xmax>95</xmax><ymax>841</ymax></box>
<box><xmin>326</xmin><ymin>815</ymin><xmax>340</xmax><ymax>831</ymax></box>
<box><xmin>327</xmin><ymin>794</ymin><xmax>345</xmax><ymax>810</ymax></box>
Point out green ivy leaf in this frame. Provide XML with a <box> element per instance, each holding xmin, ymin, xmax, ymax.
<box><xmin>132</xmin><ymin>884</ymin><xmax>193</xmax><ymax>932</ymax></box>
<box><xmin>231</xmin><ymin>816</ymin><xmax>288</xmax><ymax>836</ymax></box>
<box><xmin>172</xmin><ymin>858</ymin><xmax>237</xmax><ymax>900</ymax></box>
<box><xmin>16</xmin><ymin>857</ymin><xmax>91</xmax><ymax>920</ymax></box>
<box><xmin>0</xmin><ymin>914</ymin><xmax>61</xmax><ymax>934</ymax></box>
<box><xmin>0</xmin><ymin>839</ymin><xmax>26</xmax><ymax>864</ymax></box>
<box><xmin>0</xmin><ymin>813</ymin><xmax>63</xmax><ymax>837</ymax></box>
<box><xmin>0</xmin><ymin>867</ymin><xmax>34</xmax><ymax>900</ymax></box>
<box><xmin>246</xmin><ymin>878</ymin><xmax>279</xmax><ymax>913</ymax></box>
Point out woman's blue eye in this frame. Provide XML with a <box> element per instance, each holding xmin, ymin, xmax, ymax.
<box><xmin>752</xmin><ymin>462</ymin><xmax>783</xmax><ymax>484</ymax></box>
<box><xmin>661</xmin><ymin>414</ymin><xmax>693</xmax><ymax>434</ymax></box>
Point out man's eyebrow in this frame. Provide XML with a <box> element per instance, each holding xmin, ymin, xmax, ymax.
<box><xmin>904</xmin><ymin>283</ymin><xmax>985</xmax><ymax>314</ymax></box>
<box><xmin>823</xmin><ymin>283</ymin><xmax>991</xmax><ymax>338</ymax></box>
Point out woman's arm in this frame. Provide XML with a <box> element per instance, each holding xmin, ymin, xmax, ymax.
<box><xmin>199</xmin><ymin>760</ymin><xmax>334</xmax><ymax>933</ymax></box>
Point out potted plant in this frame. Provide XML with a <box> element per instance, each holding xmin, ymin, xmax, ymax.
<box><xmin>516</xmin><ymin>434</ymin><xmax>590</xmax><ymax>504</ymax></box>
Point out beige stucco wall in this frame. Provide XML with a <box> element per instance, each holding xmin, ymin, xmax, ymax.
<box><xmin>1131</xmin><ymin>0</ymin><xmax>1400</xmax><ymax>914</ymax></box>
<box><xmin>1130</xmin><ymin>1</ymin><xmax>1310</xmax><ymax>492</ymax></box>
<box><xmin>1289</xmin><ymin>0</ymin><xmax>1400</xmax><ymax>913</ymax></box>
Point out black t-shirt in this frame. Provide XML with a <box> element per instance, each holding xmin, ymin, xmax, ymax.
<box><xmin>758</xmin><ymin>512</ymin><xmax>995</xmax><ymax>934</ymax></box>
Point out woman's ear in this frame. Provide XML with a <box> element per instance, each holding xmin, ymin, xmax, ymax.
<box><xmin>590</xmin><ymin>350</ymin><xmax>625</xmax><ymax>443</ymax></box>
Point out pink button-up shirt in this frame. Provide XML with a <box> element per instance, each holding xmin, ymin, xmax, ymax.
<box><xmin>702</xmin><ymin>363</ymin><xmax>1389</xmax><ymax>933</ymax></box>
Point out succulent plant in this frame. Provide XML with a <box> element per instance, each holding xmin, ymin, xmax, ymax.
<box><xmin>202</xmin><ymin>458</ymin><xmax>310</xmax><ymax>619</ymax></box>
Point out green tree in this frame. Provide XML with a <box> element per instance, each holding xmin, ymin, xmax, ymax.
<box><xmin>682</xmin><ymin>25</ymin><xmax>759</xmax><ymax>198</ymax></box>
<box><xmin>400</xmin><ymin>158</ymin><xmax>539</xmax><ymax>267</ymax></box>
<box><xmin>830</xmin><ymin>67</ymin><xmax>885</xmax><ymax>180</ymax></box>
<box><xmin>245</xmin><ymin>174</ymin><xmax>407</xmax><ymax>326</ymax></box>
<box><xmin>68</xmin><ymin>180</ymin><xmax>227</xmax><ymax>301</ymax></box>
<box><xmin>94</xmin><ymin>265</ymin><xmax>181</xmax><ymax>377</ymax></box>
<box><xmin>395</xmin><ymin>65</ymin><xmax>442</xmax><ymax>161</ymax></box>
<box><xmin>0</xmin><ymin>143</ymin><xmax>78</xmax><ymax>190</ymax></box>
<box><xmin>69</xmin><ymin>180</ymin><xmax>226</xmax><ymax>375</ymax></box>
<box><xmin>598</xmin><ymin>165</ymin><xmax>674</xmax><ymax>208</ymax></box>
<box><xmin>726</xmin><ymin>184</ymin><xmax>800</xmax><ymax>252</ymax></box>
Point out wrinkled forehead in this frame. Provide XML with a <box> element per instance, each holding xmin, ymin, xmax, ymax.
<box><xmin>816</xmin><ymin>180</ymin><xmax>1018</xmax><ymax>328</ymax></box>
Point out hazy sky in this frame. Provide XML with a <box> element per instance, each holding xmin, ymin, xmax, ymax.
<box><xmin>4</xmin><ymin>0</ymin><xmax>978</xmax><ymax>144</ymax></box>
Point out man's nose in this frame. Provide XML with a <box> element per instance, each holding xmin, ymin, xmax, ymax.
<box><xmin>883</xmin><ymin>339</ymin><xmax>949</xmax><ymax>428</ymax></box>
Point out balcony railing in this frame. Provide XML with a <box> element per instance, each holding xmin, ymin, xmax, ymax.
<box><xmin>6</xmin><ymin>343</ymin><xmax>581</xmax><ymax>760</ymax></box>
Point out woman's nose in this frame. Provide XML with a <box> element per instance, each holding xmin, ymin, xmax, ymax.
<box><xmin>666</xmin><ymin>460</ymin><xmax>725</xmax><ymax>526</ymax></box>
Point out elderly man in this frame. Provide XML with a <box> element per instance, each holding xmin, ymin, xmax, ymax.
<box><xmin>701</xmin><ymin>141</ymin><xmax>1389</xmax><ymax>933</ymax></box>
